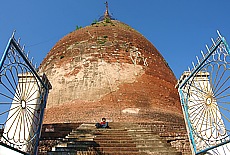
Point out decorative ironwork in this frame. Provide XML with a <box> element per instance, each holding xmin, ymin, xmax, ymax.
<box><xmin>0</xmin><ymin>32</ymin><xmax>51</xmax><ymax>154</ymax></box>
<box><xmin>177</xmin><ymin>31</ymin><xmax>230</xmax><ymax>154</ymax></box>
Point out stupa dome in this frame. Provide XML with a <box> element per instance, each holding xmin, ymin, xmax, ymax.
<box><xmin>39</xmin><ymin>19</ymin><xmax>183</xmax><ymax>123</ymax></box>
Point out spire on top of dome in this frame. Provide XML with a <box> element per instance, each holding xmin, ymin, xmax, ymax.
<box><xmin>104</xmin><ymin>1</ymin><xmax>109</xmax><ymax>18</ymax></box>
<box><xmin>98</xmin><ymin>1</ymin><xmax>115</xmax><ymax>21</ymax></box>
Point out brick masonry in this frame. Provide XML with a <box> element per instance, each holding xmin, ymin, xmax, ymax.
<box><xmin>37</xmin><ymin>19</ymin><xmax>193</xmax><ymax>154</ymax></box>
<box><xmin>39</xmin><ymin>20</ymin><xmax>183</xmax><ymax>124</ymax></box>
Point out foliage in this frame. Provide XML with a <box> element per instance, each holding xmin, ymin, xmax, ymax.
<box><xmin>91</xmin><ymin>19</ymin><xmax>98</xmax><ymax>25</ymax></box>
<box><xmin>76</xmin><ymin>25</ymin><xmax>82</xmax><ymax>30</ymax></box>
<box><xmin>104</xmin><ymin>17</ymin><xmax>111</xmax><ymax>23</ymax></box>
<box><xmin>97</xmin><ymin>40</ymin><xmax>106</xmax><ymax>45</ymax></box>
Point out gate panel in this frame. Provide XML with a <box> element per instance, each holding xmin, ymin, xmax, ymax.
<box><xmin>177</xmin><ymin>31</ymin><xmax>230</xmax><ymax>154</ymax></box>
<box><xmin>0</xmin><ymin>32</ymin><xmax>51</xmax><ymax>154</ymax></box>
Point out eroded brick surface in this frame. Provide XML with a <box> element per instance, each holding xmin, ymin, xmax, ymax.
<box><xmin>39</xmin><ymin>20</ymin><xmax>182</xmax><ymax>124</ymax></box>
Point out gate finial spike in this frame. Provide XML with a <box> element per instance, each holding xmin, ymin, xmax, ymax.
<box><xmin>201</xmin><ymin>50</ymin><xmax>205</xmax><ymax>59</ymax></box>
<box><xmin>22</xmin><ymin>44</ymin><xmax>25</xmax><ymax>52</ymax></box>
<box><xmin>192</xmin><ymin>61</ymin><xmax>195</xmax><ymax>69</ymax></box>
<box><xmin>211</xmin><ymin>38</ymin><xmax>216</xmax><ymax>46</ymax></box>
<box><xmin>217</xmin><ymin>30</ymin><xmax>222</xmax><ymax>38</ymax></box>
<box><xmin>196</xmin><ymin>56</ymin><xmax>200</xmax><ymax>64</ymax></box>
<box><xmin>206</xmin><ymin>45</ymin><xmax>210</xmax><ymax>53</ymax></box>
<box><xmin>31</xmin><ymin>57</ymin><xmax>34</xmax><ymax>64</ymax></box>
<box><xmin>17</xmin><ymin>38</ymin><xmax>21</xmax><ymax>45</ymax></box>
<box><xmin>27</xmin><ymin>51</ymin><xmax>30</xmax><ymax>58</ymax></box>
<box><xmin>11</xmin><ymin>30</ymin><xmax>16</xmax><ymax>38</ymax></box>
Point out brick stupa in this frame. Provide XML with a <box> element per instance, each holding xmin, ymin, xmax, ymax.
<box><xmin>39</xmin><ymin>10</ymin><xmax>184</xmax><ymax>124</ymax></box>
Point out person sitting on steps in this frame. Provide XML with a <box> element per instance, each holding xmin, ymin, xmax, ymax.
<box><xmin>95</xmin><ymin>118</ymin><xmax>110</xmax><ymax>128</ymax></box>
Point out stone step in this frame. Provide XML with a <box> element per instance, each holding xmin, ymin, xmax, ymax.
<box><xmin>94</xmin><ymin>136</ymin><xmax>133</xmax><ymax>140</ymax></box>
<box><xmin>94</xmin><ymin>128</ymin><xmax>128</xmax><ymax>131</ymax></box>
<box><xmin>139</xmin><ymin>150</ymin><xmax>182</xmax><ymax>155</ymax></box>
<box><xmin>94</xmin><ymin>133</ymin><xmax>131</xmax><ymax>137</ymax></box>
<box><xmin>55</xmin><ymin>146</ymin><xmax>93</xmax><ymax>152</ymax></box>
<box><xmin>159</xmin><ymin>132</ymin><xmax>188</xmax><ymax>137</ymax></box>
<box><xmin>66</xmin><ymin>141</ymin><xmax>100</xmax><ymax>147</ymax></box>
<box><xmin>128</xmin><ymin>130</ymin><xmax>156</xmax><ymax>133</ymax></box>
<box><xmin>128</xmin><ymin>129</ymin><xmax>152</xmax><ymax>132</ymax></box>
<box><xmin>94</xmin><ymin>138</ymin><xmax>169</xmax><ymax>145</ymax></box>
<box><xmin>55</xmin><ymin>146</ymin><xmax>139</xmax><ymax>152</ymax></box>
<box><xmin>66</xmin><ymin>135</ymin><xmax>95</xmax><ymax>139</ymax></box>
<box><xmin>67</xmin><ymin>133</ymin><xmax>94</xmax><ymax>136</ymax></box>
<box><xmin>93</xmin><ymin>129</ymin><xmax>129</xmax><ymax>132</ymax></box>
<box><xmin>100</xmin><ymin>151</ymin><xmax>141</xmax><ymax>155</ymax></box>
<box><xmin>94</xmin><ymin>136</ymin><xmax>132</xmax><ymax>140</ymax></box>
<box><xmin>77</xmin><ymin>123</ymin><xmax>95</xmax><ymax>127</ymax></box>
<box><xmin>63</xmin><ymin>137</ymin><xmax>103</xmax><ymax>141</ymax></box>
<box><xmin>135</xmin><ymin>141</ymin><xmax>171</xmax><ymax>148</ymax></box>
<box><xmin>97</xmin><ymin>146</ymin><xmax>139</xmax><ymax>152</ymax></box>
<box><xmin>45</xmin><ymin>122</ymin><xmax>187</xmax><ymax>155</ymax></box>
<box><xmin>73</xmin><ymin>128</ymin><xmax>128</xmax><ymax>131</ymax></box>
<box><xmin>47</xmin><ymin>150</ymin><xmax>181</xmax><ymax>155</ymax></box>
<box><xmin>98</xmin><ymin>142</ymin><xmax>137</xmax><ymax>148</ymax></box>
<box><xmin>94</xmin><ymin>133</ymin><xmax>130</xmax><ymax>137</ymax></box>
<box><xmin>64</xmin><ymin>137</ymin><xmax>94</xmax><ymax>141</ymax></box>
<box><xmin>47</xmin><ymin>151</ymin><xmax>98</xmax><ymax>155</ymax></box>
<box><xmin>130</xmin><ymin>134</ymin><xmax>162</xmax><ymax>138</ymax></box>
<box><xmin>134</xmin><ymin>138</ymin><xmax>165</xmax><ymax>141</ymax></box>
<box><xmin>137</xmin><ymin>122</ymin><xmax>185</xmax><ymax>127</ymax></box>
<box><xmin>137</xmin><ymin>126</ymin><xmax>186</xmax><ymax>132</ymax></box>
<box><xmin>138</xmin><ymin>146</ymin><xmax>178</xmax><ymax>152</ymax></box>
<box><xmin>67</xmin><ymin>142</ymin><xmax>136</xmax><ymax>148</ymax></box>
<box><xmin>94</xmin><ymin>139</ymin><xmax>135</xmax><ymax>143</ymax></box>
<box><xmin>93</xmin><ymin>131</ymin><xmax>129</xmax><ymax>135</ymax></box>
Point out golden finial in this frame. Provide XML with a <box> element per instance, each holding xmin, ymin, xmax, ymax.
<box><xmin>99</xmin><ymin>1</ymin><xmax>114</xmax><ymax>21</ymax></box>
<box><xmin>104</xmin><ymin>1</ymin><xmax>109</xmax><ymax>18</ymax></box>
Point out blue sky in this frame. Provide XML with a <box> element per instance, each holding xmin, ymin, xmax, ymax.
<box><xmin>0</xmin><ymin>0</ymin><xmax>230</xmax><ymax>79</ymax></box>
<box><xmin>0</xmin><ymin>0</ymin><xmax>230</xmax><ymax>142</ymax></box>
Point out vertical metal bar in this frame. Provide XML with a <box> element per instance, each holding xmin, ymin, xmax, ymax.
<box><xmin>33</xmin><ymin>74</ymin><xmax>50</xmax><ymax>155</ymax></box>
<box><xmin>179</xmin><ymin>90</ymin><xmax>197</xmax><ymax>154</ymax></box>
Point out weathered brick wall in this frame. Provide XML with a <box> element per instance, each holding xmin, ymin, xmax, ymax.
<box><xmin>40</xmin><ymin>20</ymin><xmax>182</xmax><ymax>124</ymax></box>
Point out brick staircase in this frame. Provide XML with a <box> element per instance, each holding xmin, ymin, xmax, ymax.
<box><xmin>46</xmin><ymin>122</ymin><xmax>187</xmax><ymax>155</ymax></box>
<box><xmin>137</xmin><ymin>123</ymin><xmax>191</xmax><ymax>154</ymax></box>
